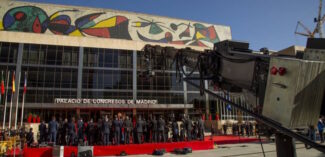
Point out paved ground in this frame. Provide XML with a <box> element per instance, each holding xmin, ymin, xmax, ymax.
<box><xmin>124</xmin><ymin>142</ymin><xmax>325</xmax><ymax>157</ymax></box>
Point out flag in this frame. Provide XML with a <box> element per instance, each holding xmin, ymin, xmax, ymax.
<box><xmin>1</xmin><ymin>71</ymin><xmax>4</xmax><ymax>95</ymax></box>
<box><xmin>12</xmin><ymin>72</ymin><xmax>15</xmax><ymax>93</ymax></box>
<box><xmin>23</xmin><ymin>72</ymin><xmax>27</xmax><ymax>94</ymax></box>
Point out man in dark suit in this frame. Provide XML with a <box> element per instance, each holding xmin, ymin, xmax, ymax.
<box><xmin>49</xmin><ymin>116</ymin><xmax>58</xmax><ymax>145</ymax></box>
<box><xmin>102</xmin><ymin>116</ymin><xmax>112</xmax><ymax>145</ymax></box>
<box><xmin>198</xmin><ymin>118</ymin><xmax>205</xmax><ymax>141</ymax></box>
<box><xmin>172</xmin><ymin>119</ymin><xmax>179</xmax><ymax>142</ymax></box>
<box><xmin>39</xmin><ymin>120</ymin><xmax>46</xmax><ymax>143</ymax></box>
<box><xmin>68</xmin><ymin>117</ymin><xmax>76</xmax><ymax>146</ymax></box>
<box><xmin>26</xmin><ymin>128</ymin><xmax>34</xmax><ymax>147</ymax></box>
<box><xmin>151</xmin><ymin>116</ymin><xmax>158</xmax><ymax>143</ymax></box>
<box><xmin>77</xmin><ymin>118</ymin><xmax>84</xmax><ymax>143</ymax></box>
<box><xmin>123</xmin><ymin>116</ymin><xmax>132</xmax><ymax>144</ymax></box>
<box><xmin>87</xmin><ymin>118</ymin><xmax>95</xmax><ymax>145</ymax></box>
<box><xmin>113</xmin><ymin>115</ymin><xmax>121</xmax><ymax>145</ymax></box>
<box><xmin>136</xmin><ymin>116</ymin><xmax>144</xmax><ymax>144</ymax></box>
<box><xmin>158</xmin><ymin>116</ymin><xmax>165</xmax><ymax>142</ymax></box>
<box><xmin>186</xmin><ymin>116</ymin><xmax>192</xmax><ymax>141</ymax></box>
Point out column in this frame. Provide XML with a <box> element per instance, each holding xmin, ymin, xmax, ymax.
<box><xmin>182</xmin><ymin>66</ymin><xmax>188</xmax><ymax>115</ymax></box>
<box><xmin>204</xmin><ymin>80</ymin><xmax>209</xmax><ymax>120</ymax></box>
<box><xmin>12</xmin><ymin>43</ymin><xmax>23</xmax><ymax>128</ymax></box>
<box><xmin>132</xmin><ymin>50</ymin><xmax>137</xmax><ymax>114</ymax></box>
<box><xmin>77</xmin><ymin>47</ymin><xmax>84</xmax><ymax>99</ymax></box>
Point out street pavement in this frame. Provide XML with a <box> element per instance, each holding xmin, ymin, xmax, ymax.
<box><xmin>124</xmin><ymin>142</ymin><xmax>325</xmax><ymax>157</ymax></box>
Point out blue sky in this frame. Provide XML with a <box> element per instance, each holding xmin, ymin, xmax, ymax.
<box><xmin>20</xmin><ymin>0</ymin><xmax>320</xmax><ymax>51</ymax></box>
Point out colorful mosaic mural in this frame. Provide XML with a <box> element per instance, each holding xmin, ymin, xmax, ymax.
<box><xmin>0</xmin><ymin>2</ymin><xmax>231</xmax><ymax>48</ymax></box>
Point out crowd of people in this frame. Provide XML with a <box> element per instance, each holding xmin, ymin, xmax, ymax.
<box><xmin>30</xmin><ymin>115</ymin><xmax>205</xmax><ymax>146</ymax></box>
<box><xmin>222</xmin><ymin>121</ymin><xmax>255</xmax><ymax>137</ymax></box>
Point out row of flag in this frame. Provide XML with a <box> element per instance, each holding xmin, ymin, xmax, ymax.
<box><xmin>0</xmin><ymin>71</ymin><xmax>27</xmax><ymax>97</ymax></box>
<box><xmin>1</xmin><ymin>70</ymin><xmax>27</xmax><ymax>130</ymax></box>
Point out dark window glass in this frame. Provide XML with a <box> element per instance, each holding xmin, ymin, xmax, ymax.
<box><xmin>37</xmin><ymin>67</ymin><xmax>45</xmax><ymax>87</ymax></box>
<box><xmin>88</xmin><ymin>48</ymin><xmax>98</xmax><ymax>67</ymax></box>
<box><xmin>39</xmin><ymin>45</ymin><xmax>46</xmax><ymax>64</ymax></box>
<box><xmin>56</xmin><ymin>46</ymin><xmax>63</xmax><ymax>65</ymax></box>
<box><xmin>82</xmin><ymin>69</ymin><xmax>88</xmax><ymax>88</ymax></box>
<box><xmin>104</xmin><ymin>49</ymin><xmax>113</xmax><ymax>67</ymax></box>
<box><xmin>0</xmin><ymin>42</ymin><xmax>18</xmax><ymax>63</ymax></box>
<box><xmin>103</xmin><ymin>70</ymin><xmax>112</xmax><ymax>89</ymax></box>
<box><xmin>29</xmin><ymin>44</ymin><xmax>40</xmax><ymax>64</ymax></box>
<box><xmin>71</xmin><ymin>70</ymin><xmax>78</xmax><ymax>88</ymax></box>
<box><xmin>8</xmin><ymin>43</ymin><xmax>18</xmax><ymax>63</ymax></box>
<box><xmin>54</xmin><ymin>68</ymin><xmax>62</xmax><ymax>88</ymax></box>
<box><xmin>22</xmin><ymin>44</ymin><xmax>29</xmax><ymax>64</ymax></box>
<box><xmin>0</xmin><ymin>43</ymin><xmax>10</xmax><ymax>63</ymax></box>
<box><xmin>87</xmin><ymin>69</ymin><xmax>94</xmax><ymax>89</ymax></box>
<box><xmin>44</xmin><ymin>68</ymin><xmax>55</xmax><ymax>88</ymax></box>
<box><xmin>113</xmin><ymin>49</ymin><xmax>118</xmax><ymax>68</ymax></box>
<box><xmin>46</xmin><ymin>45</ymin><xmax>56</xmax><ymax>65</ymax></box>
<box><xmin>62</xmin><ymin>47</ymin><xmax>71</xmax><ymax>66</ymax></box>
<box><xmin>61</xmin><ymin>69</ymin><xmax>71</xmax><ymax>88</ymax></box>
<box><xmin>98</xmin><ymin>49</ymin><xmax>104</xmax><ymax>67</ymax></box>
<box><xmin>71</xmin><ymin>49</ymin><xmax>78</xmax><ymax>66</ymax></box>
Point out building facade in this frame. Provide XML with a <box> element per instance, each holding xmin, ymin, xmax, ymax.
<box><xmin>0</xmin><ymin>1</ymin><xmax>252</xmax><ymax>122</ymax></box>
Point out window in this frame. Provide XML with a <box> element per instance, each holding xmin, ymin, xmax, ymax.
<box><xmin>0</xmin><ymin>42</ymin><xmax>18</xmax><ymax>63</ymax></box>
<box><xmin>46</xmin><ymin>45</ymin><xmax>56</xmax><ymax>65</ymax></box>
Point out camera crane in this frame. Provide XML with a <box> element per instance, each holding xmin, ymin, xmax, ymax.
<box><xmin>142</xmin><ymin>39</ymin><xmax>325</xmax><ymax>157</ymax></box>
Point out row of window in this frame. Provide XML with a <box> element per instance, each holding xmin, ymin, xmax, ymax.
<box><xmin>82</xmin><ymin>69</ymin><xmax>133</xmax><ymax>90</ymax></box>
<box><xmin>0</xmin><ymin>42</ymin><xmax>18</xmax><ymax>63</ymax></box>
<box><xmin>83</xmin><ymin>48</ymin><xmax>133</xmax><ymax>68</ymax></box>
<box><xmin>21</xmin><ymin>67</ymin><xmax>78</xmax><ymax>89</ymax></box>
<box><xmin>137</xmin><ymin>71</ymin><xmax>184</xmax><ymax>91</ymax></box>
<box><xmin>23</xmin><ymin>44</ymin><xmax>79</xmax><ymax>66</ymax></box>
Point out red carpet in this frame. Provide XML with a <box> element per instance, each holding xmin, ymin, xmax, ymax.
<box><xmin>22</xmin><ymin>136</ymin><xmax>258</xmax><ymax>157</ymax></box>
<box><xmin>206</xmin><ymin>135</ymin><xmax>259</xmax><ymax>144</ymax></box>
<box><xmin>94</xmin><ymin>141</ymin><xmax>213</xmax><ymax>156</ymax></box>
<box><xmin>23</xmin><ymin>141</ymin><xmax>213</xmax><ymax>157</ymax></box>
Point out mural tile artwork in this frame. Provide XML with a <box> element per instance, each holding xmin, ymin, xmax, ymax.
<box><xmin>0</xmin><ymin>3</ymin><xmax>228</xmax><ymax>48</ymax></box>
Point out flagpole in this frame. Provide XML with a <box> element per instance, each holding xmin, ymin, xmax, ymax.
<box><xmin>20</xmin><ymin>72</ymin><xmax>26</xmax><ymax>127</ymax></box>
<box><xmin>14</xmin><ymin>71</ymin><xmax>21</xmax><ymax>130</ymax></box>
<box><xmin>8</xmin><ymin>71</ymin><xmax>15</xmax><ymax>130</ymax></box>
<box><xmin>2</xmin><ymin>71</ymin><xmax>10</xmax><ymax>130</ymax></box>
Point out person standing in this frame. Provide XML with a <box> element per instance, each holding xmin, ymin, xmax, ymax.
<box><xmin>136</xmin><ymin>116</ymin><xmax>144</xmax><ymax>144</ymax></box>
<box><xmin>62</xmin><ymin>118</ymin><xmax>68</xmax><ymax>145</ymax></box>
<box><xmin>97</xmin><ymin>118</ymin><xmax>103</xmax><ymax>145</ymax></box>
<box><xmin>57</xmin><ymin>118</ymin><xmax>64</xmax><ymax>145</ymax></box>
<box><xmin>26</xmin><ymin>128</ymin><xmax>34</xmax><ymax>147</ymax></box>
<box><xmin>318</xmin><ymin>116</ymin><xmax>324</xmax><ymax>143</ymax></box>
<box><xmin>77</xmin><ymin>118</ymin><xmax>84</xmax><ymax>144</ymax></box>
<box><xmin>87</xmin><ymin>118</ymin><xmax>95</xmax><ymax>145</ymax></box>
<box><xmin>123</xmin><ymin>116</ymin><xmax>132</xmax><ymax>144</ymax></box>
<box><xmin>158</xmin><ymin>116</ymin><xmax>166</xmax><ymax>142</ymax></box>
<box><xmin>39</xmin><ymin>120</ymin><xmax>47</xmax><ymax>143</ymax></box>
<box><xmin>198</xmin><ymin>118</ymin><xmax>205</xmax><ymax>141</ymax></box>
<box><xmin>151</xmin><ymin>116</ymin><xmax>158</xmax><ymax>143</ymax></box>
<box><xmin>245</xmin><ymin>121</ymin><xmax>250</xmax><ymax>137</ymax></box>
<box><xmin>186</xmin><ymin>116</ymin><xmax>192</xmax><ymax>141</ymax></box>
<box><xmin>144</xmin><ymin>118</ymin><xmax>150</xmax><ymax>143</ymax></box>
<box><xmin>172</xmin><ymin>119</ymin><xmax>179</xmax><ymax>142</ymax></box>
<box><xmin>49</xmin><ymin>116</ymin><xmax>58</xmax><ymax>145</ymax></box>
<box><xmin>113</xmin><ymin>115</ymin><xmax>121</xmax><ymax>145</ymax></box>
<box><xmin>180</xmin><ymin>123</ymin><xmax>185</xmax><ymax>142</ymax></box>
<box><xmin>305</xmin><ymin>124</ymin><xmax>316</xmax><ymax>149</ymax></box>
<box><xmin>102</xmin><ymin>116</ymin><xmax>112</xmax><ymax>146</ymax></box>
<box><xmin>241</xmin><ymin>123</ymin><xmax>246</xmax><ymax>136</ymax></box>
<box><xmin>68</xmin><ymin>117</ymin><xmax>76</xmax><ymax>146</ymax></box>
